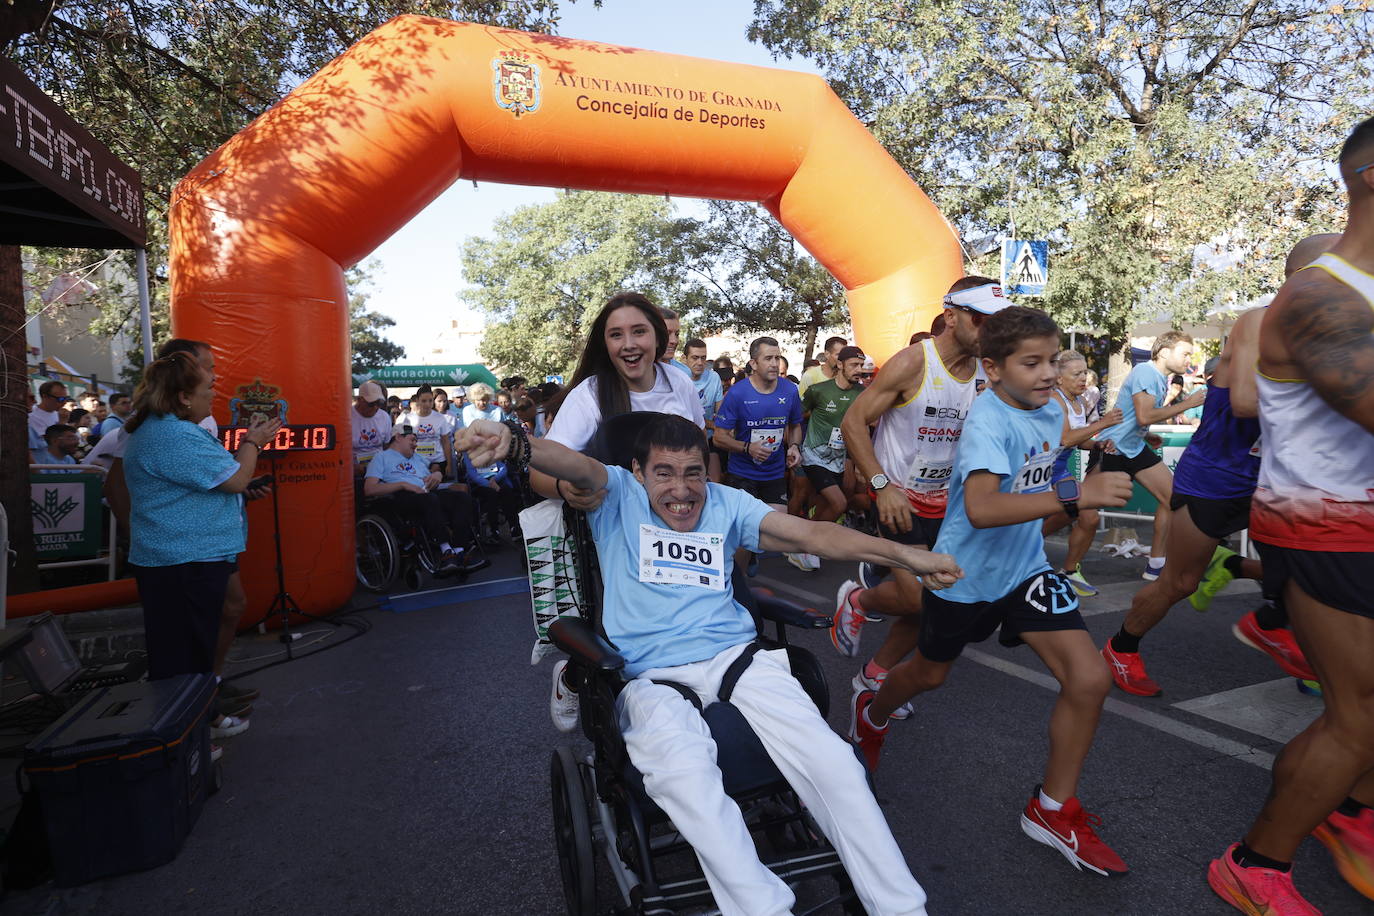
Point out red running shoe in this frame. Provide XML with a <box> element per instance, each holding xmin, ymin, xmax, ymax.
<box><xmin>1101</xmin><ymin>643</ymin><xmax>1162</xmax><ymax>697</ymax></box>
<box><xmin>1207</xmin><ymin>843</ymin><xmax>1320</xmax><ymax>915</ymax></box>
<box><xmin>1232</xmin><ymin>612</ymin><xmax>1317</xmax><ymax>682</ymax></box>
<box><xmin>848</xmin><ymin>689</ymin><xmax>888</xmax><ymax>772</ymax></box>
<box><xmin>1313</xmin><ymin>806</ymin><xmax>1374</xmax><ymax>901</ymax></box>
<box><xmin>1020</xmin><ymin>789</ymin><xmax>1128</xmax><ymax>876</ymax></box>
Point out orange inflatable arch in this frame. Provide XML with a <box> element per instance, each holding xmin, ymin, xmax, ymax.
<box><xmin>170</xmin><ymin>17</ymin><xmax>962</xmax><ymax>623</ymax></box>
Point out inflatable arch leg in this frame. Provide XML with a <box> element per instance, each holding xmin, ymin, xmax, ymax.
<box><xmin>170</xmin><ymin>17</ymin><xmax>962</xmax><ymax>623</ymax></box>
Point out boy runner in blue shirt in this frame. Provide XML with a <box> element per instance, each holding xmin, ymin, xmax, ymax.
<box><xmin>850</xmin><ymin>306</ymin><xmax>1135</xmax><ymax>877</ymax></box>
<box><xmin>462</xmin><ymin>413</ymin><xmax>959</xmax><ymax>915</ymax></box>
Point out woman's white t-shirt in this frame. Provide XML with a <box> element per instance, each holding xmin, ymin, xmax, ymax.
<box><xmin>546</xmin><ymin>364</ymin><xmax>705</xmax><ymax>453</ymax></box>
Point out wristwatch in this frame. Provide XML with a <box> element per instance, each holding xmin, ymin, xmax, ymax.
<box><xmin>1054</xmin><ymin>476</ymin><xmax>1081</xmax><ymax>519</ymax></box>
<box><xmin>870</xmin><ymin>473</ymin><xmax>889</xmax><ymax>491</ymax></box>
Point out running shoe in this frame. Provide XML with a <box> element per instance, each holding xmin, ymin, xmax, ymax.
<box><xmin>1207</xmin><ymin>843</ymin><xmax>1320</xmax><ymax>915</ymax></box>
<box><xmin>785</xmin><ymin>552</ymin><xmax>814</xmax><ymax>572</ymax></box>
<box><xmin>1020</xmin><ymin>789</ymin><xmax>1128</xmax><ymax>876</ymax></box>
<box><xmin>550</xmin><ymin>659</ymin><xmax>579</xmax><ymax>733</ymax></box>
<box><xmin>1063</xmin><ymin>567</ymin><xmax>1099</xmax><ymax>598</ymax></box>
<box><xmin>1101</xmin><ymin>643</ymin><xmax>1162</xmax><ymax>697</ymax></box>
<box><xmin>1141</xmin><ymin>559</ymin><xmax>1165</xmax><ymax>581</ymax></box>
<box><xmin>831</xmin><ymin>580</ymin><xmax>867</xmax><ymax>658</ymax></box>
<box><xmin>858</xmin><ymin>561</ymin><xmax>890</xmax><ymax>590</ymax></box>
<box><xmin>852</xmin><ymin>668</ymin><xmax>913</xmax><ymax>721</ymax></box>
<box><xmin>1232</xmin><ymin>612</ymin><xmax>1316</xmax><ymax>681</ymax></box>
<box><xmin>1189</xmin><ymin>546</ymin><xmax>1237</xmax><ymax>611</ymax></box>
<box><xmin>848</xmin><ymin>689</ymin><xmax>888</xmax><ymax>771</ymax></box>
<box><xmin>210</xmin><ymin>714</ymin><xmax>249</xmax><ymax>739</ymax></box>
<box><xmin>1313</xmin><ymin>806</ymin><xmax>1374</xmax><ymax>901</ymax></box>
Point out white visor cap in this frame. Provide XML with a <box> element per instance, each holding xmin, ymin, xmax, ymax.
<box><xmin>943</xmin><ymin>282</ymin><xmax>1010</xmax><ymax>315</ymax></box>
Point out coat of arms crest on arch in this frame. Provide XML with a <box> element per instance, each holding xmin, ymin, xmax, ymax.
<box><xmin>492</xmin><ymin>51</ymin><xmax>541</xmax><ymax>117</ymax></box>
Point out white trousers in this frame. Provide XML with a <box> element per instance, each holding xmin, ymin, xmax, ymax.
<box><xmin>618</xmin><ymin>643</ymin><xmax>928</xmax><ymax>916</ymax></box>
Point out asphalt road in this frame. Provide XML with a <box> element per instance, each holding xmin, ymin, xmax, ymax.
<box><xmin>3</xmin><ymin>531</ymin><xmax>1368</xmax><ymax>916</ymax></box>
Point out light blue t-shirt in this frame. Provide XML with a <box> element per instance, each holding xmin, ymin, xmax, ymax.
<box><xmin>589</xmin><ymin>465</ymin><xmax>772</xmax><ymax>676</ymax></box>
<box><xmin>462</xmin><ymin>404</ymin><xmax>503</xmax><ymax>427</ymax></box>
<box><xmin>123</xmin><ymin>413</ymin><xmax>245</xmax><ymax>567</ymax></box>
<box><xmin>364</xmin><ymin>448</ymin><xmax>428</xmax><ymax>489</ymax></box>
<box><xmin>1102</xmin><ymin>362</ymin><xmax>1167</xmax><ymax>458</ymax></box>
<box><xmin>933</xmin><ymin>390</ymin><xmax>1071</xmax><ymax>605</ymax></box>
<box><xmin>30</xmin><ymin>449</ymin><xmax>77</xmax><ymax>472</ymax></box>
<box><xmin>691</xmin><ymin>368</ymin><xmax>724</xmax><ymax>420</ymax></box>
<box><xmin>98</xmin><ymin>415</ymin><xmax>125</xmax><ymax>437</ymax></box>
<box><xmin>668</xmin><ymin>358</ymin><xmax>692</xmax><ymax>376</ymax></box>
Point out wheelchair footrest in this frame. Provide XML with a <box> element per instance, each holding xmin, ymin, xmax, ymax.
<box><xmin>640</xmin><ymin>848</ymin><xmax>846</xmax><ymax>911</ymax></box>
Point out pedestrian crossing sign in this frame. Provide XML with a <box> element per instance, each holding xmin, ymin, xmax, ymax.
<box><xmin>1001</xmin><ymin>240</ymin><xmax>1048</xmax><ymax>296</ymax></box>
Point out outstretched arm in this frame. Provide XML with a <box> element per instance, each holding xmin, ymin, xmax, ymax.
<box><xmin>1276</xmin><ymin>275</ymin><xmax>1374</xmax><ymax>433</ymax></box>
<box><xmin>757</xmin><ymin>510</ymin><xmax>962</xmax><ymax>589</ymax></box>
<box><xmin>461</xmin><ymin>420</ymin><xmax>608</xmax><ymax>492</ymax></box>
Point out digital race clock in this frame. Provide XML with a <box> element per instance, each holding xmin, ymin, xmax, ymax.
<box><xmin>218</xmin><ymin>424</ymin><xmax>337</xmax><ymax>453</ymax></box>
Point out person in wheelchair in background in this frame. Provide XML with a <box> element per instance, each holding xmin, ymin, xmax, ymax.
<box><xmin>364</xmin><ymin>421</ymin><xmax>478</xmax><ymax>576</ymax></box>
<box><xmin>463</xmin><ymin>413</ymin><xmax>960</xmax><ymax>916</ymax></box>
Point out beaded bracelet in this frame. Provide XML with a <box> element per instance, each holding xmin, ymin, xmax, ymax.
<box><xmin>502</xmin><ymin>418</ymin><xmax>531</xmax><ymax>475</ymax></box>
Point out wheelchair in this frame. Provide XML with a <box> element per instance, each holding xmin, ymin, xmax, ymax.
<box><xmin>354</xmin><ymin>481</ymin><xmax>490</xmax><ymax>592</ymax></box>
<box><xmin>545</xmin><ymin>413</ymin><xmax>867</xmax><ymax>915</ymax></box>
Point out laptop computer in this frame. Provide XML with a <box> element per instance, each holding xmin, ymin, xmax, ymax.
<box><xmin>0</xmin><ymin>613</ymin><xmax>145</xmax><ymax>697</ymax></box>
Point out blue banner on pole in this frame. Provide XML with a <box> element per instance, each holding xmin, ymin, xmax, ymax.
<box><xmin>1001</xmin><ymin>240</ymin><xmax>1048</xmax><ymax>296</ymax></box>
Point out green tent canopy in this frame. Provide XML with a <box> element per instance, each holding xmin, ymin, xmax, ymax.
<box><xmin>357</xmin><ymin>364</ymin><xmax>500</xmax><ymax>390</ymax></box>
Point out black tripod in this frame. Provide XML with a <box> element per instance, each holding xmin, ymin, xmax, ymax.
<box><xmin>261</xmin><ymin>451</ymin><xmax>339</xmax><ymax>660</ymax></box>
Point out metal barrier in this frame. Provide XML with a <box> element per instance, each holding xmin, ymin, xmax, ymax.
<box><xmin>29</xmin><ymin>463</ymin><xmax>118</xmax><ymax>581</ymax></box>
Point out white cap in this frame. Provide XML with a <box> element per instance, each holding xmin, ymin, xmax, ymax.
<box><xmin>452</xmin><ymin>386</ymin><xmax>467</xmax><ymax>397</ymax></box>
<box><xmin>391</xmin><ymin>421</ymin><xmax>416</xmax><ymax>439</ymax></box>
<box><xmin>357</xmin><ymin>380</ymin><xmax>385</xmax><ymax>404</ymax></box>
<box><xmin>943</xmin><ymin>282</ymin><xmax>1010</xmax><ymax>315</ymax></box>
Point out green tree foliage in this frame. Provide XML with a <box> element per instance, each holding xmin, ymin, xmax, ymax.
<box><xmin>347</xmin><ymin>261</ymin><xmax>405</xmax><ymax>375</ymax></box>
<box><xmin>750</xmin><ymin>1</ymin><xmax>1374</xmax><ymax>345</ymax></box>
<box><xmin>463</xmin><ymin>191</ymin><xmax>704</xmax><ymax>378</ymax></box>
<box><xmin>675</xmin><ymin>200</ymin><xmax>846</xmax><ymax>363</ymax></box>
<box><xmin>5</xmin><ymin>0</ymin><xmax>590</xmax><ymax>356</ymax></box>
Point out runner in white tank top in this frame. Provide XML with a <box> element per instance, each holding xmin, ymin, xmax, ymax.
<box><xmin>832</xmin><ymin>279</ymin><xmax>1008</xmax><ymax>711</ymax></box>
<box><xmin>1041</xmin><ymin>351</ymin><xmax>1122</xmax><ymax>598</ymax></box>
<box><xmin>1209</xmin><ymin>119</ymin><xmax>1374</xmax><ymax>916</ymax></box>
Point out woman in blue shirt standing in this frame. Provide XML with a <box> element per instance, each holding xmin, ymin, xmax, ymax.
<box><xmin>123</xmin><ymin>351</ymin><xmax>280</xmax><ymax>686</ymax></box>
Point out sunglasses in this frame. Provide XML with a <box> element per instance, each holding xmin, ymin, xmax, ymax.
<box><xmin>954</xmin><ymin>305</ymin><xmax>987</xmax><ymax>324</ymax></box>
<box><xmin>1357</xmin><ymin>161</ymin><xmax>1373</xmax><ymax>175</ymax></box>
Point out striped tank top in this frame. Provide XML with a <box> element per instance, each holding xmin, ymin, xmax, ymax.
<box><xmin>871</xmin><ymin>339</ymin><xmax>979</xmax><ymax>518</ymax></box>
<box><xmin>1250</xmin><ymin>254</ymin><xmax>1374</xmax><ymax>551</ymax></box>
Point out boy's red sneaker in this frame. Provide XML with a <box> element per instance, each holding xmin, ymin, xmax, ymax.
<box><xmin>1020</xmin><ymin>790</ymin><xmax>1128</xmax><ymax>876</ymax></box>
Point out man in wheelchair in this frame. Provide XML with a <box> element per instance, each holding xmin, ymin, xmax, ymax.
<box><xmin>364</xmin><ymin>421</ymin><xmax>478</xmax><ymax>576</ymax></box>
<box><xmin>464</xmin><ymin>414</ymin><xmax>960</xmax><ymax>916</ymax></box>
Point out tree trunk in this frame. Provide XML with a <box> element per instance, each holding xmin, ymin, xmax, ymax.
<box><xmin>1106</xmin><ymin>347</ymin><xmax>1132</xmax><ymax>409</ymax></box>
<box><xmin>0</xmin><ymin>244</ymin><xmax>39</xmax><ymax>594</ymax></box>
<box><xmin>802</xmin><ymin>310</ymin><xmax>818</xmax><ymax>365</ymax></box>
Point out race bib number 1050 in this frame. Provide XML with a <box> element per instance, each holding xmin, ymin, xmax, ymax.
<box><xmin>638</xmin><ymin>524</ymin><xmax>727</xmax><ymax>591</ymax></box>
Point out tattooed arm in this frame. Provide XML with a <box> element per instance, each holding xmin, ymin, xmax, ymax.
<box><xmin>1277</xmin><ymin>272</ymin><xmax>1374</xmax><ymax>434</ymax></box>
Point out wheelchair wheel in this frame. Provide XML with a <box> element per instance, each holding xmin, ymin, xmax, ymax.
<box><xmin>550</xmin><ymin>746</ymin><xmax>596</xmax><ymax>916</ymax></box>
<box><xmin>356</xmin><ymin>514</ymin><xmax>400</xmax><ymax>593</ymax></box>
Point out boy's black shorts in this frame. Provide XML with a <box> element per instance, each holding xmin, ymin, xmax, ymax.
<box><xmin>919</xmin><ymin>571</ymin><xmax>1087</xmax><ymax>663</ymax></box>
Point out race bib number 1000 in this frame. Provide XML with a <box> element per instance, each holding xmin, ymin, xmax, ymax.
<box><xmin>1011</xmin><ymin>448</ymin><xmax>1060</xmax><ymax>494</ymax></box>
<box><xmin>638</xmin><ymin>524</ymin><xmax>727</xmax><ymax>591</ymax></box>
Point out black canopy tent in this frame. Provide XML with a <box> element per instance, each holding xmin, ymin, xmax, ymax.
<box><xmin>0</xmin><ymin>52</ymin><xmax>147</xmax><ymax>597</ymax></box>
<box><xmin>0</xmin><ymin>55</ymin><xmax>151</xmax><ymax>360</ymax></box>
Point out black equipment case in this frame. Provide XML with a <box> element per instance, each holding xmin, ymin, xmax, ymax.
<box><xmin>22</xmin><ymin>673</ymin><xmax>219</xmax><ymax>886</ymax></box>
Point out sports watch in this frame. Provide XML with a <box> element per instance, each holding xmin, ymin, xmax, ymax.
<box><xmin>1054</xmin><ymin>476</ymin><xmax>1080</xmax><ymax>519</ymax></box>
<box><xmin>870</xmin><ymin>473</ymin><xmax>890</xmax><ymax>491</ymax></box>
